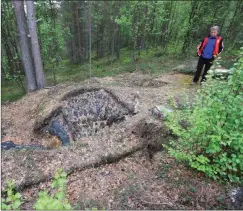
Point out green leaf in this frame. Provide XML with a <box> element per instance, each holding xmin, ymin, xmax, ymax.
<box><xmin>34</xmin><ymin>202</ymin><xmax>46</xmax><ymax>210</ymax></box>
<box><xmin>55</xmin><ymin>191</ymin><xmax>65</xmax><ymax>200</ymax></box>
<box><xmin>51</xmin><ymin>180</ymin><xmax>57</xmax><ymax>188</ymax></box>
<box><xmin>61</xmin><ymin>172</ymin><xmax>67</xmax><ymax>178</ymax></box>
<box><xmin>1</xmin><ymin>203</ymin><xmax>7</xmax><ymax>210</ymax></box>
<box><xmin>12</xmin><ymin>199</ymin><xmax>21</xmax><ymax>209</ymax></box>
<box><xmin>6</xmin><ymin>205</ymin><xmax>12</xmax><ymax>210</ymax></box>
<box><xmin>7</xmin><ymin>190</ymin><xmax>13</xmax><ymax>197</ymax></box>
<box><xmin>14</xmin><ymin>193</ymin><xmax>21</xmax><ymax>199</ymax></box>
<box><xmin>63</xmin><ymin>202</ymin><xmax>72</xmax><ymax>210</ymax></box>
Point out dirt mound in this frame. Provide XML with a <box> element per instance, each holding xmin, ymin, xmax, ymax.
<box><xmin>2</xmin><ymin>72</ymin><xmax>231</xmax><ymax>210</ymax></box>
<box><xmin>1</xmin><ymin>72</ymin><xmax>198</xmax><ymax>197</ymax></box>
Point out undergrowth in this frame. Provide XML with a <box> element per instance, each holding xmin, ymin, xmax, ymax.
<box><xmin>1</xmin><ymin>169</ymin><xmax>72</xmax><ymax>210</ymax></box>
<box><xmin>165</xmin><ymin>48</ymin><xmax>243</xmax><ymax>184</ymax></box>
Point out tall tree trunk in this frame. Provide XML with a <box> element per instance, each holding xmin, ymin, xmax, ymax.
<box><xmin>160</xmin><ymin>2</ymin><xmax>172</xmax><ymax>47</ymax></box>
<box><xmin>182</xmin><ymin>1</ymin><xmax>201</xmax><ymax>53</ymax></box>
<box><xmin>49</xmin><ymin>0</ymin><xmax>58</xmax><ymax>85</ymax></box>
<box><xmin>166</xmin><ymin>1</ymin><xmax>177</xmax><ymax>52</ymax></box>
<box><xmin>116</xmin><ymin>25</ymin><xmax>120</xmax><ymax>60</ymax></box>
<box><xmin>84</xmin><ymin>2</ymin><xmax>89</xmax><ymax>60</ymax></box>
<box><xmin>12</xmin><ymin>0</ymin><xmax>37</xmax><ymax>92</ymax></box>
<box><xmin>73</xmin><ymin>2</ymin><xmax>83</xmax><ymax>64</ymax></box>
<box><xmin>225</xmin><ymin>1</ymin><xmax>243</xmax><ymax>42</ymax></box>
<box><xmin>26</xmin><ymin>0</ymin><xmax>46</xmax><ymax>89</ymax></box>
<box><xmin>88</xmin><ymin>1</ymin><xmax>92</xmax><ymax>77</ymax></box>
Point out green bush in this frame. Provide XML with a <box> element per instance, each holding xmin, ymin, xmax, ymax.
<box><xmin>1</xmin><ymin>169</ymin><xmax>72</xmax><ymax>210</ymax></box>
<box><xmin>165</xmin><ymin>48</ymin><xmax>243</xmax><ymax>184</ymax></box>
<box><xmin>1</xmin><ymin>181</ymin><xmax>22</xmax><ymax>210</ymax></box>
<box><xmin>1</xmin><ymin>169</ymin><xmax>105</xmax><ymax>210</ymax></box>
<box><xmin>34</xmin><ymin>168</ymin><xmax>72</xmax><ymax>210</ymax></box>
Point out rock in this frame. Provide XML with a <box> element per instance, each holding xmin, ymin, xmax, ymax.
<box><xmin>210</xmin><ymin>68</ymin><xmax>233</xmax><ymax>79</ymax></box>
<box><xmin>210</xmin><ymin>62</ymin><xmax>233</xmax><ymax>79</ymax></box>
<box><xmin>1</xmin><ymin>141</ymin><xmax>16</xmax><ymax>150</ymax></box>
<box><xmin>16</xmin><ymin>144</ymin><xmax>46</xmax><ymax>150</ymax></box>
<box><xmin>230</xmin><ymin>187</ymin><xmax>243</xmax><ymax>210</ymax></box>
<box><xmin>173</xmin><ymin>61</ymin><xmax>197</xmax><ymax>75</ymax></box>
<box><xmin>100</xmin><ymin>171</ymin><xmax>110</xmax><ymax>176</ymax></box>
<box><xmin>48</xmin><ymin>120</ymin><xmax>70</xmax><ymax>146</ymax></box>
<box><xmin>149</xmin><ymin>107</ymin><xmax>162</xmax><ymax>119</ymax></box>
<box><xmin>106</xmin><ymin>115</ymin><xmax>125</xmax><ymax>126</ymax></box>
<box><xmin>149</xmin><ymin>105</ymin><xmax>173</xmax><ymax>120</ymax></box>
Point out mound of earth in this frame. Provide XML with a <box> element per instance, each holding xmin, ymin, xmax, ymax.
<box><xmin>1</xmin><ymin>72</ymin><xmax>195</xmax><ymax>188</ymax></box>
<box><xmin>1</xmin><ymin>71</ymin><xmax>234</xmax><ymax>210</ymax></box>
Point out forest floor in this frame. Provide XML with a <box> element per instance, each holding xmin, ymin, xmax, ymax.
<box><xmin>1</xmin><ymin>57</ymin><xmax>235</xmax><ymax>210</ymax></box>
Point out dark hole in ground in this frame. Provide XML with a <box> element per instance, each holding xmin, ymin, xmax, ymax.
<box><xmin>41</xmin><ymin>89</ymin><xmax>135</xmax><ymax>146</ymax></box>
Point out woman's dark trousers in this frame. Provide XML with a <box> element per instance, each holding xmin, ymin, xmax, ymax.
<box><xmin>193</xmin><ymin>56</ymin><xmax>214</xmax><ymax>83</ymax></box>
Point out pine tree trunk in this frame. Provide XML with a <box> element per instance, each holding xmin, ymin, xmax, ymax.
<box><xmin>74</xmin><ymin>2</ymin><xmax>83</xmax><ymax>64</ymax></box>
<box><xmin>88</xmin><ymin>1</ymin><xmax>92</xmax><ymax>77</ymax></box>
<box><xmin>26</xmin><ymin>0</ymin><xmax>46</xmax><ymax>89</ymax></box>
<box><xmin>12</xmin><ymin>0</ymin><xmax>37</xmax><ymax>92</ymax></box>
<box><xmin>116</xmin><ymin>25</ymin><xmax>120</xmax><ymax>60</ymax></box>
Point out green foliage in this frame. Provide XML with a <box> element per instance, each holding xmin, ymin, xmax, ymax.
<box><xmin>1</xmin><ymin>181</ymin><xmax>22</xmax><ymax>210</ymax></box>
<box><xmin>165</xmin><ymin>49</ymin><xmax>243</xmax><ymax>184</ymax></box>
<box><xmin>1</xmin><ymin>170</ymin><xmax>71</xmax><ymax>210</ymax></box>
<box><xmin>34</xmin><ymin>168</ymin><xmax>72</xmax><ymax>210</ymax></box>
<box><xmin>1</xmin><ymin>84</ymin><xmax>25</xmax><ymax>103</ymax></box>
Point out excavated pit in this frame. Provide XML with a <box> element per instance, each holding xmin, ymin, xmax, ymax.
<box><xmin>39</xmin><ymin>88</ymin><xmax>135</xmax><ymax>145</ymax></box>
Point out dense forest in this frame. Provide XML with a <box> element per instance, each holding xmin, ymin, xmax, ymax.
<box><xmin>1</xmin><ymin>0</ymin><xmax>243</xmax><ymax>97</ymax></box>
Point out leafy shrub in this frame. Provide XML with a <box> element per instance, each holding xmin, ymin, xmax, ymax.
<box><xmin>1</xmin><ymin>181</ymin><xmax>22</xmax><ymax>210</ymax></box>
<box><xmin>34</xmin><ymin>168</ymin><xmax>72</xmax><ymax>210</ymax></box>
<box><xmin>1</xmin><ymin>169</ymin><xmax>103</xmax><ymax>210</ymax></box>
<box><xmin>165</xmin><ymin>48</ymin><xmax>243</xmax><ymax>184</ymax></box>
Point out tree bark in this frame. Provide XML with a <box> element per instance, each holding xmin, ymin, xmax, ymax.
<box><xmin>73</xmin><ymin>2</ymin><xmax>83</xmax><ymax>64</ymax></box>
<box><xmin>225</xmin><ymin>1</ymin><xmax>243</xmax><ymax>42</ymax></box>
<box><xmin>182</xmin><ymin>1</ymin><xmax>201</xmax><ymax>53</ymax></box>
<box><xmin>12</xmin><ymin>0</ymin><xmax>37</xmax><ymax>92</ymax></box>
<box><xmin>116</xmin><ymin>25</ymin><xmax>120</xmax><ymax>60</ymax></box>
<box><xmin>26</xmin><ymin>0</ymin><xmax>46</xmax><ymax>89</ymax></box>
<box><xmin>88</xmin><ymin>1</ymin><xmax>92</xmax><ymax>77</ymax></box>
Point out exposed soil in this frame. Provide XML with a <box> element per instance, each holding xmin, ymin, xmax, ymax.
<box><xmin>1</xmin><ymin>70</ymin><xmax>233</xmax><ymax>210</ymax></box>
<box><xmin>20</xmin><ymin>151</ymin><xmax>231</xmax><ymax>210</ymax></box>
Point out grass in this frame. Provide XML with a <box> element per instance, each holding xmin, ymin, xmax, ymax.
<box><xmin>1</xmin><ymin>46</ymin><xmax>217</xmax><ymax>103</ymax></box>
<box><xmin>1</xmin><ymin>81</ymin><xmax>26</xmax><ymax>103</ymax></box>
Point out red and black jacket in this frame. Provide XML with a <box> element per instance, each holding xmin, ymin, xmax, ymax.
<box><xmin>197</xmin><ymin>35</ymin><xmax>224</xmax><ymax>57</ymax></box>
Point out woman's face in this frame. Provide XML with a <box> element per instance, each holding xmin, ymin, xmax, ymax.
<box><xmin>210</xmin><ymin>30</ymin><xmax>218</xmax><ymax>37</ymax></box>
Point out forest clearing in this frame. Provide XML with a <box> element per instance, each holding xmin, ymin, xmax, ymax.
<box><xmin>1</xmin><ymin>0</ymin><xmax>243</xmax><ymax>210</ymax></box>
